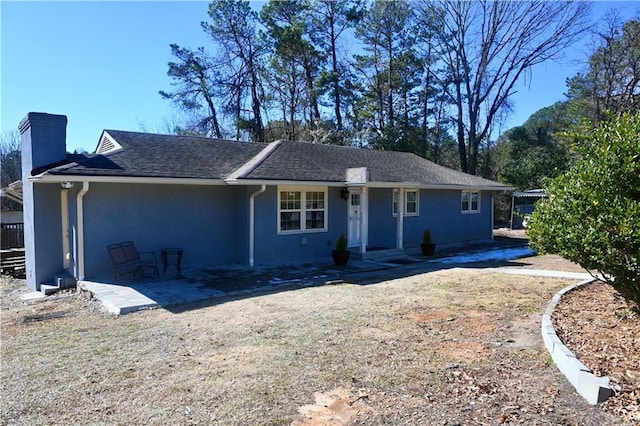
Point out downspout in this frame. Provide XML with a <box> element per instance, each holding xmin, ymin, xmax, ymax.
<box><xmin>360</xmin><ymin>187</ymin><xmax>368</xmax><ymax>254</ymax></box>
<box><xmin>249</xmin><ymin>185</ymin><xmax>266</xmax><ymax>266</ymax></box>
<box><xmin>60</xmin><ymin>188</ymin><xmax>71</xmax><ymax>270</ymax></box>
<box><xmin>76</xmin><ymin>182</ymin><xmax>89</xmax><ymax>280</ymax></box>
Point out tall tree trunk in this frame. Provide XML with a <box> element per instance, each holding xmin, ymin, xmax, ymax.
<box><xmin>387</xmin><ymin>31</ymin><xmax>394</xmax><ymax>128</ymax></box>
<box><xmin>202</xmin><ymin>86</ymin><xmax>222</xmax><ymax>139</ymax></box>
<box><xmin>421</xmin><ymin>44</ymin><xmax>432</xmax><ymax>159</ymax></box>
<box><xmin>374</xmin><ymin>44</ymin><xmax>385</xmax><ymax>130</ymax></box>
<box><xmin>433</xmin><ymin>100</ymin><xmax>444</xmax><ymax>164</ymax></box>
<box><xmin>422</xmin><ymin>85</ymin><xmax>429</xmax><ymax>158</ymax></box>
<box><xmin>302</xmin><ymin>57</ymin><xmax>321</xmax><ymax>128</ymax></box>
<box><xmin>468</xmin><ymin>120</ymin><xmax>478</xmax><ymax>175</ymax></box>
<box><xmin>454</xmin><ymin>76</ymin><xmax>467</xmax><ymax>173</ymax></box>
<box><xmin>247</xmin><ymin>50</ymin><xmax>264</xmax><ymax>142</ymax></box>
<box><xmin>289</xmin><ymin>65</ymin><xmax>297</xmax><ymax>140</ymax></box>
<box><xmin>329</xmin><ymin>13</ymin><xmax>343</xmax><ymax>131</ymax></box>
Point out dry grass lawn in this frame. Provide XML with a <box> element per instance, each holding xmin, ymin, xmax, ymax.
<box><xmin>0</xmin><ymin>260</ymin><xmax>623</xmax><ymax>425</ymax></box>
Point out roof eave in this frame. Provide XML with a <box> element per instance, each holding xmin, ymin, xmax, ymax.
<box><xmin>417</xmin><ymin>184</ymin><xmax>514</xmax><ymax>191</ymax></box>
<box><xmin>231</xmin><ymin>179</ymin><xmax>513</xmax><ymax>191</ymax></box>
<box><xmin>30</xmin><ymin>174</ymin><xmax>513</xmax><ymax>192</ymax></box>
<box><xmin>228</xmin><ymin>178</ymin><xmax>345</xmax><ymax>187</ymax></box>
<box><xmin>29</xmin><ymin>174</ymin><xmax>228</xmax><ymax>186</ymax></box>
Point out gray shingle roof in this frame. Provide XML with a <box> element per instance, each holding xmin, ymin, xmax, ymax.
<box><xmin>43</xmin><ymin>131</ymin><xmax>510</xmax><ymax>189</ymax></box>
<box><xmin>48</xmin><ymin>130</ymin><xmax>266</xmax><ymax>179</ymax></box>
<box><xmin>245</xmin><ymin>141</ymin><xmax>506</xmax><ymax>188</ymax></box>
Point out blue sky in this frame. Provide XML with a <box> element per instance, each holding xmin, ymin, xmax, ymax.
<box><xmin>1</xmin><ymin>1</ymin><xmax>639</xmax><ymax>153</ymax></box>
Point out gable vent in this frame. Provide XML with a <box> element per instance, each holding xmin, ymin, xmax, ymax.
<box><xmin>96</xmin><ymin>132</ymin><xmax>122</xmax><ymax>154</ymax></box>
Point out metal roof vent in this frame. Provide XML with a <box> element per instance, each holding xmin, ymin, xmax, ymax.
<box><xmin>96</xmin><ymin>131</ymin><xmax>122</xmax><ymax>154</ymax></box>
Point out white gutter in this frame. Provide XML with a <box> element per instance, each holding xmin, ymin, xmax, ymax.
<box><xmin>76</xmin><ymin>182</ymin><xmax>89</xmax><ymax>280</ymax></box>
<box><xmin>229</xmin><ymin>179</ymin><xmax>346</xmax><ymax>187</ymax></box>
<box><xmin>249</xmin><ymin>185</ymin><xmax>267</xmax><ymax>266</ymax></box>
<box><xmin>28</xmin><ymin>174</ymin><xmax>513</xmax><ymax>192</ymax></box>
<box><xmin>30</xmin><ymin>174</ymin><xmax>228</xmax><ymax>186</ymax></box>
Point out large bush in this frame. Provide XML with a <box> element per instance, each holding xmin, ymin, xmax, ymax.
<box><xmin>527</xmin><ymin>114</ymin><xmax>640</xmax><ymax>306</ymax></box>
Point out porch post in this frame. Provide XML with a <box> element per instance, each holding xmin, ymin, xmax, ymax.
<box><xmin>510</xmin><ymin>194</ymin><xmax>515</xmax><ymax>230</ymax></box>
<box><xmin>396</xmin><ymin>188</ymin><xmax>404</xmax><ymax>249</ymax></box>
<box><xmin>359</xmin><ymin>187</ymin><xmax>368</xmax><ymax>254</ymax></box>
<box><xmin>491</xmin><ymin>194</ymin><xmax>495</xmax><ymax>241</ymax></box>
<box><xmin>76</xmin><ymin>182</ymin><xmax>89</xmax><ymax>280</ymax></box>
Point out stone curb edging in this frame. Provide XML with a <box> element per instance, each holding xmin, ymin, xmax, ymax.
<box><xmin>541</xmin><ymin>278</ymin><xmax>614</xmax><ymax>405</ymax></box>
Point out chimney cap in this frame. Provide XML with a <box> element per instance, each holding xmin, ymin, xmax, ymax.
<box><xmin>19</xmin><ymin>112</ymin><xmax>68</xmax><ymax>134</ymax></box>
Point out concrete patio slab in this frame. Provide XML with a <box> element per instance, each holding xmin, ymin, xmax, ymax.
<box><xmin>79</xmin><ymin>240</ymin><xmax>535</xmax><ymax>316</ymax></box>
<box><xmin>79</xmin><ymin>257</ymin><xmax>392</xmax><ymax>315</ymax></box>
<box><xmin>80</xmin><ymin>280</ymin><xmax>226</xmax><ymax>315</ymax></box>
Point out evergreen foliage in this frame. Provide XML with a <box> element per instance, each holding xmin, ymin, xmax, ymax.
<box><xmin>160</xmin><ymin>0</ymin><xmax>591</xmax><ymax>177</ymax></box>
<box><xmin>527</xmin><ymin>114</ymin><xmax>640</xmax><ymax>306</ymax></box>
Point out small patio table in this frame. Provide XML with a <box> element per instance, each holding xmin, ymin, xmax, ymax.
<box><xmin>161</xmin><ymin>248</ymin><xmax>183</xmax><ymax>275</ymax></box>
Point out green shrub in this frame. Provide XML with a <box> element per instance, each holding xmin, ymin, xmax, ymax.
<box><xmin>528</xmin><ymin>114</ymin><xmax>640</xmax><ymax>306</ymax></box>
<box><xmin>335</xmin><ymin>234</ymin><xmax>348</xmax><ymax>251</ymax></box>
<box><xmin>422</xmin><ymin>229</ymin><xmax>433</xmax><ymax>245</ymax></box>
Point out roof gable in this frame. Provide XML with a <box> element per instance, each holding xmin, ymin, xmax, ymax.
<box><xmin>47</xmin><ymin>130</ymin><xmax>266</xmax><ymax>180</ymax></box>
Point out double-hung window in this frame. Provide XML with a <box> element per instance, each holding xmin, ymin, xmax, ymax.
<box><xmin>278</xmin><ymin>187</ymin><xmax>327</xmax><ymax>233</ymax></box>
<box><xmin>393</xmin><ymin>189</ymin><xmax>419</xmax><ymax>216</ymax></box>
<box><xmin>461</xmin><ymin>190</ymin><xmax>480</xmax><ymax>213</ymax></box>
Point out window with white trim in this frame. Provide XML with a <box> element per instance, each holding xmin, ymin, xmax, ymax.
<box><xmin>461</xmin><ymin>190</ymin><xmax>480</xmax><ymax>213</ymax></box>
<box><xmin>278</xmin><ymin>187</ymin><xmax>327</xmax><ymax>233</ymax></box>
<box><xmin>393</xmin><ymin>189</ymin><xmax>419</xmax><ymax>216</ymax></box>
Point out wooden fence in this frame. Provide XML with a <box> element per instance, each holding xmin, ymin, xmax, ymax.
<box><xmin>1</xmin><ymin>223</ymin><xmax>24</xmax><ymax>249</ymax></box>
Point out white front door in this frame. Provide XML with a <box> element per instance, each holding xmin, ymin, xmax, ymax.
<box><xmin>347</xmin><ymin>190</ymin><xmax>361</xmax><ymax>248</ymax></box>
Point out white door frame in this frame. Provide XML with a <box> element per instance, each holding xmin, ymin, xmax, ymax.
<box><xmin>347</xmin><ymin>188</ymin><xmax>361</xmax><ymax>248</ymax></box>
<box><xmin>347</xmin><ymin>187</ymin><xmax>368</xmax><ymax>252</ymax></box>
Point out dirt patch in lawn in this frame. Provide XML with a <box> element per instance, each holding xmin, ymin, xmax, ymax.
<box><xmin>553</xmin><ymin>280</ymin><xmax>640</xmax><ymax>424</ymax></box>
<box><xmin>0</xmin><ymin>257</ymin><xmax>627</xmax><ymax>425</ymax></box>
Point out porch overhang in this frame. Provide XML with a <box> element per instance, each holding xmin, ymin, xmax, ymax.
<box><xmin>0</xmin><ymin>180</ymin><xmax>23</xmax><ymax>204</ymax></box>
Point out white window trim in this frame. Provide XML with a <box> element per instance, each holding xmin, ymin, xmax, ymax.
<box><xmin>393</xmin><ymin>189</ymin><xmax>419</xmax><ymax>217</ymax></box>
<box><xmin>277</xmin><ymin>186</ymin><xmax>328</xmax><ymax>234</ymax></box>
<box><xmin>461</xmin><ymin>190</ymin><xmax>481</xmax><ymax>214</ymax></box>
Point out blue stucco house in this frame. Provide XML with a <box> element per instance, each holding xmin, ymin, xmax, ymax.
<box><xmin>19</xmin><ymin>112</ymin><xmax>511</xmax><ymax>290</ymax></box>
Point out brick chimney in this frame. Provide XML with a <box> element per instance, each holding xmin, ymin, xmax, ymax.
<box><xmin>19</xmin><ymin>112</ymin><xmax>68</xmax><ymax>290</ymax></box>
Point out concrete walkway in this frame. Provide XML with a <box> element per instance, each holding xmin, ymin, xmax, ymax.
<box><xmin>498</xmin><ymin>268</ymin><xmax>593</xmax><ymax>280</ymax></box>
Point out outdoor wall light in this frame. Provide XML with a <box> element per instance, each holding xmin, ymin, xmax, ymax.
<box><xmin>341</xmin><ymin>187</ymin><xmax>350</xmax><ymax>200</ymax></box>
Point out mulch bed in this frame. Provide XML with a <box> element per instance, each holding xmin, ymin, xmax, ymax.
<box><xmin>552</xmin><ymin>280</ymin><xmax>640</xmax><ymax>424</ymax></box>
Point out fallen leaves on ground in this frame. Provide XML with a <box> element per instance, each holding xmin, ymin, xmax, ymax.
<box><xmin>553</xmin><ymin>280</ymin><xmax>640</xmax><ymax>424</ymax></box>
